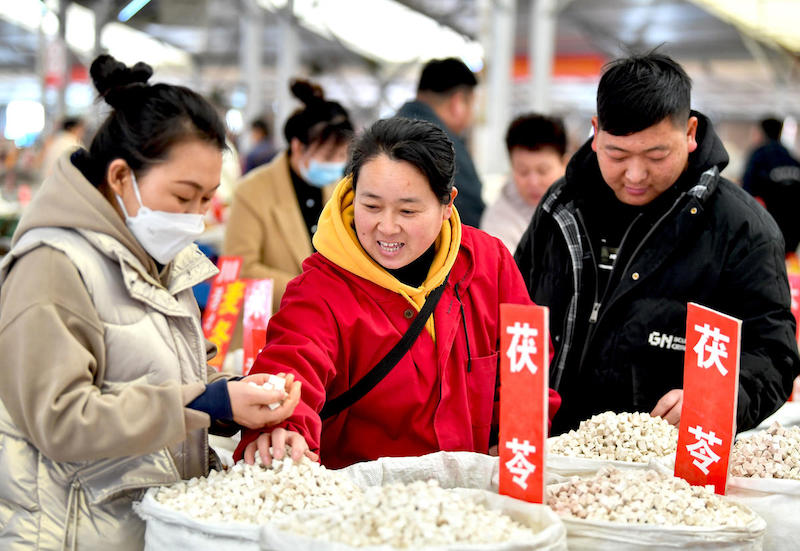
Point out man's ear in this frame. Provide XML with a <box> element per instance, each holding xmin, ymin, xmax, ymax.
<box><xmin>687</xmin><ymin>116</ymin><xmax>699</xmax><ymax>154</ymax></box>
<box><xmin>590</xmin><ymin>116</ymin><xmax>600</xmax><ymax>153</ymax></box>
<box><xmin>106</xmin><ymin>159</ymin><xmax>132</xmax><ymax>196</ymax></box>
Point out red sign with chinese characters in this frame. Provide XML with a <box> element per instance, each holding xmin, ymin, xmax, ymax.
<box><xmin>202</xmin><ymin>256</ymin><xmax>243</xmax><ymax>371</ymax></box>
<box><xmin>789</xmin><ymin>275</ymin><xmax>800</xmax><ymax>401</ymax></box>
<box><xmin>675</xmin><ymin>302</ymin><xmax>741</xmax><ymax>495</ymax></box>
<box><xmin>242</xmin><ymin>279</ymin><xmax>274</xmax><ymax>376</ymax></box>
<box><xmin>499</xmin><ymin>304</ymin><xmax>549</xmax><ymax>503</ymax></box>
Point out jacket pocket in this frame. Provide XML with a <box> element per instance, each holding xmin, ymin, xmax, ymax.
<box><xmin>0</xmin><ymin>429</ymin><xmax>39</xmax><ymax>536</ymax></box>
<box><xmin>466</xmin><ymin>352</ymin><xmax>499</xmax><ymax>451</ymax></box>
<box><xmin>75</xmin><ymin>449</ymin><xmax>180</xmax><ymax>506</ymax></box>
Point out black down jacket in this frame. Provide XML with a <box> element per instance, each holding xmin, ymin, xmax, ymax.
<box><xmin>515</xmin><ymin>113</ymin><xmax>800</xmax><ymax>435</ymax></box>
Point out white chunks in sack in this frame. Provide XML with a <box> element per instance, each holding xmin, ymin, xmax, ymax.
<box><xmin>279</xmin><ymin>479</ymin><xmax>542</xmax><ymax>548</ymax></box>
<box><xmin>152</xmin><ymin>454</ymin><xmax>362</xmax><ymax>524</ymax></box>
<box><xmin>549</xmin><ymin>467</ymin><xmax>755</xmax><ymax>527</ymax></box>
<box><xmin>247</xmin><ymin>374</ymin><xmax>286</xmax><ymax>410</ymax></box>
<box><xmin>730</xmin><ymin>421</ymin><xmax>800</xmax><ymax>480</ymax></box>
<box><xmin>549</xmin><ymin>411</ymin><xmax>677</xmax><ymax>462</ymax></box>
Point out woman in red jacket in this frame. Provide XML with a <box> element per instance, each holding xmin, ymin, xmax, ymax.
<box><xmin>236</xmin><ymin>118</ymin><xmax>559</xmax><ymax>468</ymax></box>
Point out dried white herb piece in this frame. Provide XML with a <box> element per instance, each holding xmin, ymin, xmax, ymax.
<box><xmin>548</xmin><ymin>467</ymin><xmax>755</xmax><ymax>527</ymax></box>
<box><xmin>730</xmin><ymin>422</ymin><xmax>800</xmax><ymax>480</ymax></box>
<box><xmin>549</xmin><ymin>411</ymin><xmax>678</xmax><ymax>462</ymax></box>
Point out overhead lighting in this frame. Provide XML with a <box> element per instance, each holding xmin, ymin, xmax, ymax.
<box><xmin>117</xmin><ymin>0</ymin><xmax>152</xmax><ymax>22</ymax></box>
<box><xmin>4</xmin><ymin>100</ymin><xmax>45</xmax><ymax>144</ymax></box>
<box><xmin>688</xmin><ymin>0</ymin><xmax>800</xmax><ymax>53</ymax></box>
<box><xmin>0</xmin><ymin>1</ymin><xmax>191</xmax><ymax>69</ymax></box>
<box><xmin>257</xmin><ymin>0</ymin><xmax>484</xmax><ymax>67</ymax></box>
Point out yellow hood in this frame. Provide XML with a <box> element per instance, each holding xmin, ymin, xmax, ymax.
<box><xmin>313</xmin><ymin>175</ymin><xmax>461</xmax><ymax>339</ymax></box>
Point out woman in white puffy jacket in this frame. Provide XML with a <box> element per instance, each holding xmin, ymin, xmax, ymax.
<box><xmin>0</xmin><ymin>55</ymin><xmax>307</xmax><ymax>550</ymax></box>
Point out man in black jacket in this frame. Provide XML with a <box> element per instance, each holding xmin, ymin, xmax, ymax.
<box><xmin>515</xmin><ymin>52</ymin><xmax>800</xmax><ymax>435</ymax></box>
<box><xmin>397</xmin><ymin>58</ymin><xmax>485</xmax><ymax>227</ymax></box>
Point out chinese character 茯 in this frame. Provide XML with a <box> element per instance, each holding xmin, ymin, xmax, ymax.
<box><xmin>693</xmin><ymin>323</ymin><xmax>730</xmax><ymax>376</ymax></box>
<box><xmin>505</xmin><ymin>437</ymin><xmax>537</xmax><ymax>489</ymax></box>
<box><xmin>686</xmin><ymin>425</ymin><xmax>723</xmax><ymax>475</ymax></box>
<box><xmin>506</xmin><ymin>322</ymin><xmax>538</xmax><ymax>374</ymax></box>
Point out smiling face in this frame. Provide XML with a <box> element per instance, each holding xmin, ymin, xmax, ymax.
<box><xmin>592</xmin><ymin>116</ymin><xmax>698</xmax><ymax>206</ymax></box>
<box><xmin>109</xmin><ymin>139</ymin><xmax>222</xmax><ymax>216</ymax></box>
<box><xmin>353</xmin><ymin>154</ymin><xmax>455</xmax><ymax>270</ymax></box>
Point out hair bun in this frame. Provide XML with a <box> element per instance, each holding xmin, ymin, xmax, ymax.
<box><xmin>90</xmin><ymin>54</ymin><xmax>153</xmax><ymax>107</ymax></box>
<box><xmin>290</xmin><ymin>79</ymin><xmax>324</xmax><ymax>106</ymax></box>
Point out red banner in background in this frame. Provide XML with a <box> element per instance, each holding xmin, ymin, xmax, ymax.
<box><xmin>242</xmin><ymin>279</ymin><xmax>273</xmax><ymax>376</ymax></box>
<box><xmin>788</xmin><ymin>274</ymin><xmax>800</xmax><ymax>401</ymax></box>
<box><xmin>499</xmin><ymin>304</ymin><xmax>549</xmax><ymax>504</ymax></box>
<box><xmin>675</xmin><ymin>303</ymin><xmax>741</xmax><ymax>495</ymax></box>
<box><xmin>202</xmin><ymin>256</ymin><xmax>243</xmax><ymax>371</ymax></box>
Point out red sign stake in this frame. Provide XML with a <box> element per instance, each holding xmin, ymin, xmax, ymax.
<box><xmin>674</xmin><ymin>302</ymin><xmax>741</xmax><ymax>495</ymax></box>
<box><xmin>498</xmin><ymin>304</ymin><xmax>549</xmax><ymax>503</ymax></box>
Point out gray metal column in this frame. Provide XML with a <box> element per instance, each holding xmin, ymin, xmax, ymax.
<box><xmin>529</xmin><ymin>0</ymin><xmax>557</xmax><ymax>113</ymax></box>
<box><xmin>56</xmin><ymin>0</ymin><xmax>69</xmax><ymax>123</ymax></box>
<box><xmin>274</xmin><ymin>0</ymin><xmax>299</xmax><ymax>148</ymax></box>
<box><xmin>240</xmin><ymin>0</ymin><xmax>264</xmax><ymax>152</ymax></box>
<box><xmin>484</xmin><ymin>0</ymin><xmax>516</xmax><ymax>175</ymax></box>
<box><xmin>93</xmin><ymin>0</ymin><xmax>113</xmax><ymax>57</ymax></box>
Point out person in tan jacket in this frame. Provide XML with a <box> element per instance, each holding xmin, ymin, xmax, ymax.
<box><xmin>224</xmin><ymin>79</ymin><xmax>353</xmax><ymax>314</ymax></box>
<box><xmin>0</xmin><ymin>55</ymin><xmax>308</xmax><ymax>551</ymax></box>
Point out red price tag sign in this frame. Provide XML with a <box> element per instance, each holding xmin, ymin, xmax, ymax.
<box><xmin>788</xmin><ymin>274</ymin><xmax>800</xmax><ymax>345</ymax></box>
<box><xmin>202</xmin><ymin>256</ymin><xmax>243</xmax><ymax>371</ymax></box>
<box><xmin>242</xmin><ymin>279</ymin><xmax>274</xmax><ymax>376</ymax></box>
<box><xmin>205</xmin><ymin>281</ymin><xmax>247</xmax><ymax>371</ymax></box>
<box><xmin>498</xmin><ymin>304</ymin><xmax>548</xmax><ymax>503</ymax></box>
<box><xmin>675</xmin><ymin>302</ymin><xmax>741</xmax><ymax>495</ymax></box>
<box><xmin>202</xmin><ymin>256</ymin><xmax>243</xmax><ymax>336</ymax></box>
<box><xmin>789</xmin><ymin>275</ymin><xmax>800</xmax><ymax>402</ymax></box>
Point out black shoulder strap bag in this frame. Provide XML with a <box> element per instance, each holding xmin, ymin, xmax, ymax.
<box><xmin>320</xmin><ymin>273</ymin><xmax>450</xmax><ymax>421</ymax></box>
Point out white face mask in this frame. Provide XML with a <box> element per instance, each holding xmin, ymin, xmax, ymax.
<box><xmin>116</xmin><ymin>172</ymin><xmax>205</xmax><ymax>264</ymax></box>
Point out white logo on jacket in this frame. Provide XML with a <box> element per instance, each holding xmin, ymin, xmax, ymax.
<box><xmin>647</xmin><ymin>331</ymin><xmax>686</xmax><ymax>351</ymax></box>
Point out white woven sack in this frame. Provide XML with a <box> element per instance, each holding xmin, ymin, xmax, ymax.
<box><xmin>134</xmin><ymin>489</ymin><xmax>261</xmax><ymax>551</ymax></box>
<box><xmin>547</xmin><ymin>478</ymin><xmax>766</xmax><ymax>551</ymax></box>
<box><xmin>546</xmin><ymin>437</ymin><xmax>675</xmax><ymax>482</ymax></box>
<box><xmin>340</xmin><ymin>450</ymin><xmax>500</xmax><ymax>490</ymax></box>
<box><xmin>727</xmin><ymin>476</ymin><xmax>800</xmax><ymax>551</ymax></box>
<box><xmin>260</xmin><ymin>488</ymin><xmax>567</xmax><ymax>551</ymax></box>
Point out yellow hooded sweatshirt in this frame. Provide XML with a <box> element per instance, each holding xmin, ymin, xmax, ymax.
<box><xmin>312</xmin><ymin>176</ymin><xmax>461</xmax><ymax>340</ymax></box>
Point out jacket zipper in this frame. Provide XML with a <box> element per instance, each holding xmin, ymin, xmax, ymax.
<box><xmin>592</xmin><ymin>193</ymin><xmax>690</xmax><ymax>331</ymax></box>
<box><xmin>575</xmin><ymin>209</ymin><xmax>601</xmax><ymax>323</ymax></box>
<box><xmin>575</xmin><ymin>208</ymin><xmax>643</xmax><ymax>369</ymax></box>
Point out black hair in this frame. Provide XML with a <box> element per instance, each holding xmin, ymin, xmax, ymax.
<box><xmin>87</xmin><ymin>54</ymin><xmax>226</xmax><ymax>186</ymax></box>
<box><xmin>346</xmin><ymin>117</ymin><xmax>455</xmax><ymax>205</ymax></box>
<box><xmin>283</xmin><ymin>79</ymin><xmax>353</xmax><ymax>148</ymax></box>
<box><xmin>250</xmin><ymin>118</ymin><xmax>270</xmax><ymax>135</ymax></box>
<box><xmin>596</xmin><ymin>51</ymin><xmax>692</xmax><ymax>136</ymax></box>
<box><xmin>61</xmin><ymin>117</ymin><xmax>84</xmax><ymax>132</ymax></box>
<box><xmin>505</xmin><ymin>113</ymin><xmax>567</xmax><ymax>156</ymax></box>
<box><xmin>417</xmin><ymin>57</ymin><xmax>477</xmax><ymax>96</ymax></box>
<box><xmin>761</xmin><ymin>117</ymin><xmax>784</xmax><ymax>141</ymax></box>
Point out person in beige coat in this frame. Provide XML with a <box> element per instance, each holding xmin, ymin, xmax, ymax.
<box><xmin>0</xmin><ymin>55</ymin><xmax>308</xmax><ymax>551</ymax></box>
<box><xmin>224</xmin><ymin>79</ymin><xmax>353</xmax><ymax>314</ymax></box>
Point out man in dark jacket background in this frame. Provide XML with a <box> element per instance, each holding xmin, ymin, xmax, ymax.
<box><xmin>742</xmin><ymin>117</ymin><xmax>800</xmax><ymax>254</ymax></box>
<box><xmin>397</xmin><ymin>58</ymin><xmax>485</xmax><ymax>227</ymax></box>
<box><xmin>515</xmin><ymin>51</ymin><xmax>800</xmax><ymax>435</ymax></box>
